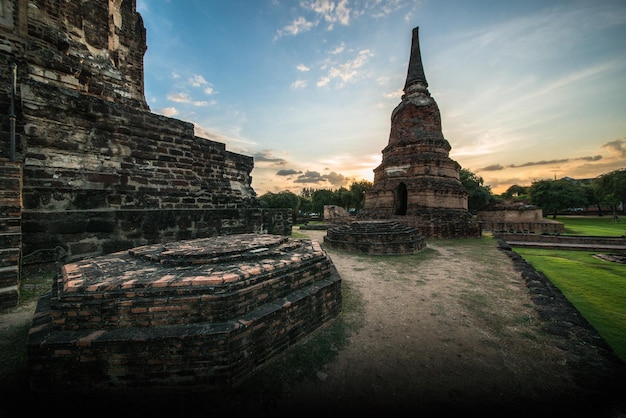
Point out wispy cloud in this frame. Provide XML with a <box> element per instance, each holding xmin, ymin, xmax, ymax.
<box><xmin>277</xmin><ymin>169</ymin><xmax>302</xmax><ymax>176</ymax></box>
<box><xmin>155</xmin><ymin>107</ymin><xmax>178</xmax><ymax>117</ymax></box>
<box><xmin>479</xmin><ymin>155</ymin><xmax>604</xmax><ymax>172</ymax></box>
<box><xmin>318</xmin><ymin>49</ymin><xmax>373</xmax><ymax>88</ymax></box>
<box><xmin>302</xmin><ymin>0</ymin><xmax>351</xmax><ymax>30</ymax></box>
<box><xmin>479</xmin><ymin>164</ymin><xmax>505</xmax><ymax>172</ymax></box>
<box><xmin>603</xmin><ymin>138</ymin><xmax>626</xmax><ymax>158</ymax></box>
<box><xmin>166</xmin><ymin>92</ymin><xmax>212</xmax><ymax>106</ymax></box>
<box><xmin>292</xmin><ymin>170</ymin><xmax>349</xmax><ymax>187</ymax></box>
<box><xmin>291</xmin><ymin>79</ymin><xmax>308</xmax><ymax>89</ymax></box>
<box><xmin>275</xmin><ymin>16</ymin><xmax>315</xmax><ymax>39</ymax></box>
<box><xmin>253</xmin><ymin>150</ymin><xmax>288</xmax><ymax>165</ymax></box>
<box><xmin>296</xmin><ymin>64</ymin><xmax>310</xmax><ymax>72</ymax></box>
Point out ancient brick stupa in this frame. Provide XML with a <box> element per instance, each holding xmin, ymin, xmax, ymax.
<box><xmin>361</xmin><ymin>27</ymin><xmax>480</xmax><ymax>238</ymax></box>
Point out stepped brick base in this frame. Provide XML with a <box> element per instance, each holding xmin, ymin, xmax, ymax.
<box><xmin>27</xmin><ymin>233</ymin><xmax>342</xmax><ymax>393</ymax></box>
<box><xmin>324</xmin><ymin>220</ymin><xmax>426</xmax><ymax>255</ymax></box>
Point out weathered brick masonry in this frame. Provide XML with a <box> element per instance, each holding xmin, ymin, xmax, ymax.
<box><xmin>0</xmin><ymin>0</ymin><xmax>292</xmax><ymax>287</ymax></box>
<box><xmin>28</xmin><ymin>234</ymin><xmax>342</xmax><ymax>391</ymax></box>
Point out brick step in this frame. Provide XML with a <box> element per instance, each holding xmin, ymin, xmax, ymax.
<box><xmin>0</xmin><ymin>265</ymin><xmax>19</xmax><ymax>287</ymax></box>
<box><xmin>0</xmin><ymin>203</ymin><xmax>22</xmax><ymax>218</ymax></box>
<box><xmin>0</xmin><ymin>232</ymin><xmax>21</xmax><ymax>248</ymax></box>
<box><xmin>0</xmin><ymin>217</ymin><xmax>21</xmax><ymax>232</ymax></box>
<box><xmin>0</xmin><ymin>161</ymin><xmax>22</xmax><ymax>177</ymax></box>
<box><xmin>0</xmin><ymin>176</ymin><xmax>21</xmax><ymax>188</ymax></box>
<box><xmin>0</xmin><ymin>286</ymin><xmax>19</xmax><ymax>310</ymax></box>
<box><xmin>0</xmin><ymin>247</ymin><xmax>20</xmax><ymax>267</ymax></box>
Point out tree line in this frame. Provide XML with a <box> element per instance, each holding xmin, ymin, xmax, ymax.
<box><xmin>258</xmin><ymin>168</ymin><xmax>626</xmax><ymax>220</ymax></box>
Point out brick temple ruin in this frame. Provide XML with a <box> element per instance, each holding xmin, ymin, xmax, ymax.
<box><xmin>28</xmin><ymin>233</ymin><xmax>341</xmax><ymax>392</ymax></box>
<box><xmin>0</xmin><ymin>0</ymin><xmax>293</xmax><ymax>310</ymax></box>
<box><xmin>477</xmin><ymin>199</ymin><xmax>565</xmax><ymax>234</ymax></box>
<box><xmin>360</xmin><ymin>27</ymin><xmax>480</xmax><ymax>239</ymax></box>
<box><xmin>0</xmin><ymin>0</ymin><xmax>342</xmax><ymax>392</ymax></box>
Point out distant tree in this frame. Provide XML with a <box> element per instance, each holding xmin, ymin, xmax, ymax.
<box><xmin>297</xmin><ymin>195</ymin><xmax>312</xmax><ymax>215</ymax></box>
<box><xmin>310</xmin><ymin>189</ymin><xmax>335</xmax><ymax>215</ymax></box>
<box><xmin>460</xmin><ymin>168</ymin><xmax>493</xmax><ymax>213</ymax></box>
<box><xmin>528</xmin><ymin>179</ymin><xmax>588</xmax><ymax>219</ymax></box>
<box><xmin>503</xmin><ymin>184</ymin><xmax>528</xmax><ymax>199</ymax></box>
<box><xmin>300</xmin><ymin>187</ymin><xmax>316</xmax><ymax>199</ymax></box>
<box><xmin>258</xmin><ymin>190</ymin><xmax>300</xmax><ymax>221</ymax></box>
<box><xmin>593</xmin><ymin>169</ymin><xmax>626</xmax><ymax>220</ymax></box>
<box><xmin>349</xmin><ymin>180</ymin><xmax>373</xmax><ymax>211</ymax></box>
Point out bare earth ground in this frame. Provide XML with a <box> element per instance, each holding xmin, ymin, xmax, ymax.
<box><xmin>1</xmin><ymin>230</ymin><xmax>625</xmax><ymax>417</ymax></box>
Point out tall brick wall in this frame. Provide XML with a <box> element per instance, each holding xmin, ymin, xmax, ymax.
<box><xmin>0</xmin><ymin>0</ymin><xmax>292</xmax><ymax>272</ymax></box>
<box><xmin>25</xmin><ymin>0</ymin><xmax>148</xmax><ymax>109</ymax></box>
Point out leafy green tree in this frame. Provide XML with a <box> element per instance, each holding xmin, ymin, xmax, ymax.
<box><xmin>349</xmin><ymin>180</ymin><xmax>373</xmax><ymax>211</ymax></box>
<box><xmin>460</xmin><ymin>168</ymin><xmax>493</xmax><ymax>213</ymax></box>
<box><xmin>310</xmin><ymin>189</ymin><xmax>335</xmax><ymax>215</ymax></box>
<box><xmin>593</xmin><ymin>169</ymin><xmax>626</xmax><ymax>219</ymax></box>
<box><xmin>528</xmin><ymin>179</ymin><xmax>588</xmax><ymax>219</ymax></box>
<box><xmin>503</xmin><ymin>184</ymin><xmax>528</xmax><ymax>199</ymax></box>
<box><xmin>258</xmin><ymin>190</ymin><xmax>300</xmax><ymax>221</ymax></box>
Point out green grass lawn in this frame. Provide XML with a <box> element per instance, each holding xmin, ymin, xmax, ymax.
<box><xmin>556</xmin><ymin>215</ymin><xmax>626</xmax><ymax>237</ymax></box>
<box><xmin>512</xmin><ymin>247</ymin><xmax>626</xmax><ymax>363</ymax></box>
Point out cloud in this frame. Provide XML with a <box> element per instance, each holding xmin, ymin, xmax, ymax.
<box><xmin>275</xmin><ymin>16</ymin><xmax>315</xmax><ymax>39</ymax></box>
<box><xmin>602</xmin><ymin>139</ymin><xmax>626</xmax><ymax>158</ymax></box>
<box><xmin>317</xmin><ymin>76</ymin><xmax>330</xmax><ymax>87</ymax></box>
<box><xmin>295</xmin><ymin>171</ymin><xmax>325</xmax><ymax>183</ymax></box>
<box><xmin>277</xmin><ymin>169</ymin><xmax>302</xmax><ymax>176</ymax></box>
<box><xmin>291</xmin><ymin>79</ymin><xmax>307</xmax><ymax>89</ymax></box>
<box><xmin>323</xmin><ymin>170</ymin><xmax>348</xmax><ymax>187</ymax></box>
<box><xmin>578</xmin><ymin>155</ymin><xmax>603</xmax><ymax>162</ymax></box>
<box><xmin>253</xmin><ymin>150</ymin><xmax>288</xmax><ymax>165</ymax></box>
<box><xmin>510</xmin><ymin>159</ymin><xmax>569</xmax><ymax>168</ymax></box>
<box><xmin>330</xmin><ymin>43</ymin><xmax>345</xmax><ymax>55</ymax></box>
<box><xmin>166</xmin><ymin>92</ymin><xmax>211</xmax><ymax>107</ymax></box>
<box><xmin>293</xmin><ymin>170</ymin><xmax>348</xmax><ymax>187</ymax></box>
<box><xmin>189</xmin><ymin>74</ymin><xmax>208</xmax><ymax>87</ymax></box>
<box><xmin>155</xmin><ymin>107</ymin><xmax>179</xmax><ymax>117</ymax></box>
<box><xmin>302</xmin><ymin>0</ymin><xmax>351</xmax><ymax>29</ymax></box>
<box><xmin>479</xmin><ymin>164</ymin><xmax>505</xmax><ymax>172</ymax></box>
<box><xmin>318</xmin><ymin>49</ymin><xmax>373</xmax><ymax>88</ymax></box>
<box><xmin>296</xmin><ymin>64</ymin><xmax>310</xmax><ymax>72</ymax></box>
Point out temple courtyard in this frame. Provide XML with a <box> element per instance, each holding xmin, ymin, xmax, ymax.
<box><xmin>1</xmin><ymin>229</ymin><xmax>625</xmax><ymax>417</ymax></box>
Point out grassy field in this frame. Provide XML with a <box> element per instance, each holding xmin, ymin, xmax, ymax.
<box><xmin>555</xmin><ymin>215</ymin><xmax>626</xmax><ymax>236</ymax></box>
<box><xmin>512</xmin><ymin>216</ymin><xmax>626</xmax><ymax>363</ymax></box>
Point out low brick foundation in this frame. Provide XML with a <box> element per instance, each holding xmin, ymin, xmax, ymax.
<box><xmin>324</xmin><ymin>220</ymin><xmax>426</xmax><ymax>254</ymax></box>
<box><xmin>27</xmin><ymin>233</ymin><xmax>342</xmax><ymax>393</ymax></box>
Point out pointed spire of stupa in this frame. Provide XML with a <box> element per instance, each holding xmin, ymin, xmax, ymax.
<box><xmin>403</xmin><ymin>26</ymin><xmax>428</xmax><ymax>94</ymax></box>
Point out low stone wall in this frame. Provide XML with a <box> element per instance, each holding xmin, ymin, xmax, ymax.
<box><xmin>479</xmin><ymin>221</ymin><xmax>564</xmax><ymax>234</ymax></box>
<box><xmin>21</xmin><ymin>208</ymin><xmax>291</xmax><ymax>265</ymax></box>
<box><xmin>495</xmin><ymin>233</ymin><xmax>626</xmax><ymax>250</ymax></box>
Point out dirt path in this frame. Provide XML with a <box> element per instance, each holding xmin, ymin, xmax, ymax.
<box><xmin>271</xmin><ymin>230</ymin><xmax>626</xmax><ymax>416</ymax></box>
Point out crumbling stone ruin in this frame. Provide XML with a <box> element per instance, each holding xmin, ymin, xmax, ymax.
<box><xmin>477</xmin><ymin>199</ymin><xmax>565</xmax><ymax>234</ymax></box>
<box><xmin>0</xmin><ymin>0</ymin><xmax>292</xmax><ymax>309</ymax></box>
<box><xmin>361</xmin><ymin>27</ymin><xmax>480</xmax><ymax>239</ymax></box>
<box><xmin>28</xmin><ymin>233</ymin><xmax>341</xmax><ymax>392</ymax></box>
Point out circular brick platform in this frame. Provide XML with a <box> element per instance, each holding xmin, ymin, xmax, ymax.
<box><xmin>324</xmin><ymin>220</ymin><xmax>426</xmax><ymax>255</ymax></box>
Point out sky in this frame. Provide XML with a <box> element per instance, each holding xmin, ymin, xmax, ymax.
<box><xmin>136</xmin><ymin>0</ymin><xmax>626</xmax><ymax>196</ymax></box>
